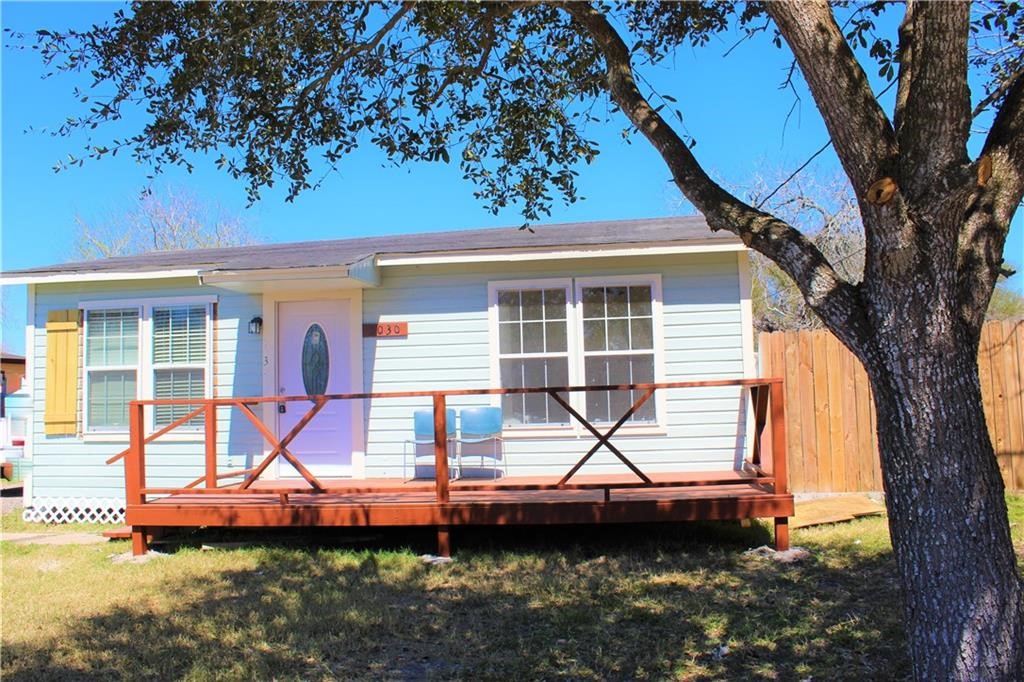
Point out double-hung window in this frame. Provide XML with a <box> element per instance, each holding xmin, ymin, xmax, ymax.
<box><xmin>578</xmin><ymin>280</ymin><xmax>657</xmax><ymax>424</ymax></box>
<box><xmin>489</xmin><ymin>276</ymin><xmax>662</xmax><ymax>430</ymax></box>
<box><xmin>492</xmin><ymin>282</ymin><xmax>572</xmax><ymax>426</ymax></box>
<box><xmin>82</xmin><ymin>300</ymin><xmax>212</xmax><ymax>434</ymax></box>
<box><xmin>152</xmin><ymin>305</ymin><xmax>208</xmax><ymax>429</ymax></box>
<box><xmin>84</xmin><ymin>308</ymin><xmax>141</xmax><ymax>432</ymax></box>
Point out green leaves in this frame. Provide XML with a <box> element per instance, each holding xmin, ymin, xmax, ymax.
<box><xmin>26</xmin><ymin>1</ymin><xmax>1022</xmax><ymax>219</ymax></box>
<box><xmin>30</xmin><ymin>2</ymin><xmax>614</xmax><ymax>218</ymax></box>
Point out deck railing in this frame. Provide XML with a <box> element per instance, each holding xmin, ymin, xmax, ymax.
<box><xmin>109</xmin><ymin>378</ymin><xmax>787</xmax><ymax>511</ymax></box>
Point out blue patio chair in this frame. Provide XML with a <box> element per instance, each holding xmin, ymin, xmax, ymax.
<box><xmin>404</xmin><ymin>408</ymin><xmax>457</xmax><ymax>479</ymax></box>
<box><xmin>456</xmin><ymin>407</ymin><xmax>506</xmax><ymax>479</ymax></box>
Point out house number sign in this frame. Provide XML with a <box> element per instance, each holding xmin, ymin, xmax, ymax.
<box><xmin>362</xmin><ymin>322</ymin><xmax>408</xmax><ymax>338</ymax></box>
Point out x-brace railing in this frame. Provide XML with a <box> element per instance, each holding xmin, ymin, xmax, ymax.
<box><xmin>548</xmin><ymin>388</ymin><xmax>655</xmax><ymax>485</ymax></box>
<box><xmin>116</xmin><ymin>378</ymin><xmax>786</xmax><ymax>510</ymax></box>
<box><xmin>236</xmin><ymin>400</ymin><xmax>326</xmax><ymax>492</ymax></box>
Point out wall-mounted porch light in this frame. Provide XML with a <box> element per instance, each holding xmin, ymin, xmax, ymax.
<box><xmin>248</xmin><ymin>316</ymin><xmax>263</xmax><ymax>335</ymax></box>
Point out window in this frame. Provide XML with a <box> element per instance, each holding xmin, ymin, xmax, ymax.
<box><xmin>152</xmin><ymin>305</ymin><xmax>208</xmax><ymax>429</ymax></box>
<box><xmin>82</xmin><ymin>299</ymin><xmax>212</xmax><ymax>434</ymax></box>
<box><xmin>579</xmin><ymin>283</ymin><xmax>656</xmax><ymax>424</ymax></box>
<box><xmin>490</xmin><ymin>276</ymin><xmax>661</xmax><ymax>430</ymax></box>
<box><xmin>494</xmin><ymin>284</ymin><xmax>571</xmax><ymax>426</ymax></box>
<box><xmin>84</xmin><ymin>308</ymin><xmax>140</xmax><ymax>432</ymax></box>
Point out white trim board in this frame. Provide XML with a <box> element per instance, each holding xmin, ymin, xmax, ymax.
<box><xmin>1</xmin><ymin>270</ymin><xmax>201</xmax><ymax>286</ymax></box>
<box><xmin>377</xmin><ymin>241</ymin><xmax>745</xmax><ymax>266</ymax></box>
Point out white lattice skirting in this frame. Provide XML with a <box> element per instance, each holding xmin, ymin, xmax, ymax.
<box><xmin>22</xmin><ymin>498</ymin><xmax>126</xmax><ymax>524</ymax></box>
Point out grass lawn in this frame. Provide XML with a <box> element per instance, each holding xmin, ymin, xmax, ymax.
<box><xmin>3</xmin><ymin>499</ymin><xmax>1021</xmax><ymax>681</ymax></box>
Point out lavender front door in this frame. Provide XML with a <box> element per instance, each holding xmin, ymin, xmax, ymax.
<box><xmin>277</xmin><ymin>300</ymin><xmax>353</xmax><ymax>477</ymax></box>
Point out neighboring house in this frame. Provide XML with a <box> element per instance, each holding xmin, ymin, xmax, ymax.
<box><xmin>1</xmin><ymin>351</ymin><xmax>26</xmax><ymax>393</ymax></box>
<box><xmin>0</xmin><ymin>217</ymin><xmax>755</xmax><ymax>523</ymax></box>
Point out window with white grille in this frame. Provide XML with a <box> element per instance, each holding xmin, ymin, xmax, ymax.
<box><xmin>493</xmin><ymin>284</ymin><xmax>572</xmax><ymax>426</ymax></box>
<box><xmin>489</xmin><ymin>275</ymin><xmax>663</xmax><ymax>431</ymax></box>
<box><xmin>152</xmin><ymin>305</ymin><xmax>208</xmax><ymax>429</ymax></box>
<box><xmin>84</xmin><ymin>308</ymin><xmax>140</xmax><ymax>432</ymax></box>
<box><xmin>81</xmin><ymin>299</ymin><xmax>212</xmax><ymax>435</ymax></box>
<box><xmin>578</xmin><ymin>282</ymin><xmax>657</xmax><ymax>424</ymax></box>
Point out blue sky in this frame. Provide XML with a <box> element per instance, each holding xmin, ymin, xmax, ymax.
<box><xmin>2</xmin><ymin>2</ymin><xmax>1021</xmax><ymax>354</ymax></box>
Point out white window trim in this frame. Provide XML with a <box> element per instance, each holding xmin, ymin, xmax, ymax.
<box><xmin>487</xmin><ymin>278</ymin><xmax>579</xmax><ymax>438</ymax></box>
<box><xmin>80</xmin><ymin>296</ymin><xmax>215</xmax><ymax>442</ymax></box>
<box><xmin>575</xmin><ymin>274</ymin><xmax>667</xmax><ymax>435</ymax></box>
<box><xmin>82</xmin><ymin>305</ymin><xmax>143</xmax><ymax>440</ymax></box>
<box><xmin>487</xmin><ymin>275</ymin><xmax>668</xmax><ymax>438</ymax></box>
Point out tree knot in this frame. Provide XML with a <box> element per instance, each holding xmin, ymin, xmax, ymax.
<box><xmin>865</xmin><ymin>177</ymin><xmax>898</xmax><ymax>205</ymax></box>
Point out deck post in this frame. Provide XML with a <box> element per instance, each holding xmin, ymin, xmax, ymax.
<box><xmin>125</xmin><ymin>402</ymin><xmax>148</xmax><ymax>556</ymax></box>
<box><xmin>437</xmin><ymin>525</ymin><xmax>451</xmax><ymax>557</ymax></box>
<box><xmin>769</xmin><ymin>380</ymin><xmax>790</xmax><ymax>552</ymax></box>
<box><xmin>433</xmin><ymin>394</ymin><xmax>450</xmax><ymax>503</ymax></box>
<box><xmin>205</xmin><ymin>402</ymin><xmax>217</xmax><ymax>488</ymax></box>
<box><xmin>774</xmin><ymin>517</ymin><xmax>790</xmax><ymax>551</ymax></box>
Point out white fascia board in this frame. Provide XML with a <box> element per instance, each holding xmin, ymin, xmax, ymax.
<box><xmin>198</xmin><ymin>265</ymin><xmax>351</xmax><ymax>284</ymax></box>
<box><xmin>0</xmin><ymin>269</ymin><xmax>201</xmax><ymax>286</ymax></box>
<box><xmin>374</xmin><ymin>240</ymin><xmax>746</xmax><ymax>266</ymax></box>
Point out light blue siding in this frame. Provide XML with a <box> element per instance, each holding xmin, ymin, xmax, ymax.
<box><xmin>360</xmin><ymin>252</ymin><xmax>749</xmax><ymax>477</ymax></box>
<box><xmin>28</xmin><ymin>278</ymin><xmax>264</xmax><ymax>505</ymax></box>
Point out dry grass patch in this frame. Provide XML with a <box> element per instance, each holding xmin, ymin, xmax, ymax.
<box><xmin>3</xmin><ymin>499</ymin><xmax>1020</xmax><ymax>681</ymax></box>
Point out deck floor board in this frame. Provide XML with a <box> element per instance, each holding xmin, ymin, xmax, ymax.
<box><xmin>131</xmin><ymin>472</ymin><xmax>792</xmax><ymax>531</ymax></box>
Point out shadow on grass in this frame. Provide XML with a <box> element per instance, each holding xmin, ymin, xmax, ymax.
<box><xmin>3</xmin><ymin>521</ymin><xmax>908</xmax><ymax>681</ymax></box>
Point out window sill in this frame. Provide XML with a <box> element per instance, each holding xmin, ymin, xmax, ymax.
<box><xmin>500</xmin><ymin>423</ymin><xmax>668</xmax><ymax>439</ymax></box>
<box><xmin>501</xmin><ymin>425</ymin><xmax>576</xmax><ymax>440</ymax></box>
<box><xmin>82</xmin><ymin>431</ymin><xmax>206</xmax><ymax>444</ymax></box>
<box><xmin>602</xmin><ymin>423</ymin><xmax>668</xmax><ymax>437</ymax></box>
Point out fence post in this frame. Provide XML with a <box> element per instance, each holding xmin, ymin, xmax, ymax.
<box><xmin>125</xmin><ymin>401</ymin><xmax>148</xmax><ymax>555</ymax></box>
<box><xmin>434</xmin><ymin>394</ymin><xmax>450</xmax><ymax>503</ymax></box>
<box><xmin>205</xmin><ymin>402</ymin><xmax>217</xmax><ymax>488</ymax></box>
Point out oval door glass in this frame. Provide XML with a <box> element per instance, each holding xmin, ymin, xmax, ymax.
<box><xmin>301</xmin><ymin>323</ymin><xmax>330</xmax><ymax>397</ymax></box>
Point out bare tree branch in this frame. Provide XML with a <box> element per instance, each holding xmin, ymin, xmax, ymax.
<box><xmin>73</xmin><ymin>186</ymin><xmax>258</xmax><ymax>260</ymax></box>
<box><xmin>560</xmin><ymin>1</ymin><xmax>873</xmax><ymax>354</ymax></box>
<box><xmin>765</xmin><ymin>1</ymin><xmax>898</xmax><ymax>197</ymax></box>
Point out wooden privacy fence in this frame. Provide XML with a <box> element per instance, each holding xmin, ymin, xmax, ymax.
<box><xmin>759</xmin><ymin>319</ymin><xmax>1024</xmax><ymax>493</ymax></box>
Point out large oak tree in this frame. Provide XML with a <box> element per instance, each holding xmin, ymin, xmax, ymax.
<box><xmin>21</xmin><ymin>2</ymin><xmax>1024</xmax><ymax>678</ymax></box>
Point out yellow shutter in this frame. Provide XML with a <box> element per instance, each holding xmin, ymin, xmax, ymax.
<box><xmin>44</xmin><ymin>309</ymin><xmax>81</xmax><ymax>436</ymax></box>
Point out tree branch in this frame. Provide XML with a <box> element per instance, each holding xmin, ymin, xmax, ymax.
<box><xmin>972</xmin><ymin>63</ymin><xmax>1024</xmax><ymax>118</ymax></box>
<box><xmin>765</xmin><ymin>1</ymin><xmax>897</xmax><ymax>197</ymax></box>
<box><xmin>560</xmin><ymin>1</ymin><xmax>874</xmax><ymax>355</ymax></box>
<box><xmin>296</xmin><ymin>1</ymin><xmax>416</xmax><ymax>103</ymax></box>
<box><xmin>427</xmin><ymin>3</ymin><xmax>517</xmax><ymax>104</ymax></box>
<box><xmin>895</xmin><ymin>1</ymin><xmax>972</xmax><ymax>195</ymax></box>
<box><xmin>958</xmin><ymin>71</ymin><xmax>1024</xmax><ymax>332</ymax></box>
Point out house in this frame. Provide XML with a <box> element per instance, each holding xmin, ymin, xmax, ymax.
<box><xmin>1</xmin><ymin>216</ymin><xmax>789</xmax><ymax>551</ymax></box>
<box><xmin>1</xmin><ymin>351</ymin><xmax>26</xmax><ymax>393</ymax></box>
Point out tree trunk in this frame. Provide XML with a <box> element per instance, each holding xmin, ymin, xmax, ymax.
<box><xmin>866</xmin><ymin>337</ymin><xmax>1024</xmax><ymax>679</ymax></box>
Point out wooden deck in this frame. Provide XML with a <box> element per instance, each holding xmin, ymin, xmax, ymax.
<box><xmin>116</xmin><ymin>379</ymin><xmax>794</xmax><ymax>556</ymax></box>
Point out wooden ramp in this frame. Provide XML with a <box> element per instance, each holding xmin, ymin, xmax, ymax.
<box><xmin>790</xmin><ymin>495</ymin><xmax>885</xmax><ymax>529</ymax></box>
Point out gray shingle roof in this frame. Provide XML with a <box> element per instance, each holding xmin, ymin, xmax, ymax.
<box><xmin>3</xmin><ymin>215</ymin><xmax>736</xmax><ymax>278</ymax></box>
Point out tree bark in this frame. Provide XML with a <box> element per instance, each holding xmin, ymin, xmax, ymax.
<box><xmin>864</xmin><ymin>331</ymin><xmax>1024</xmax><ymax>679</ymax></box>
